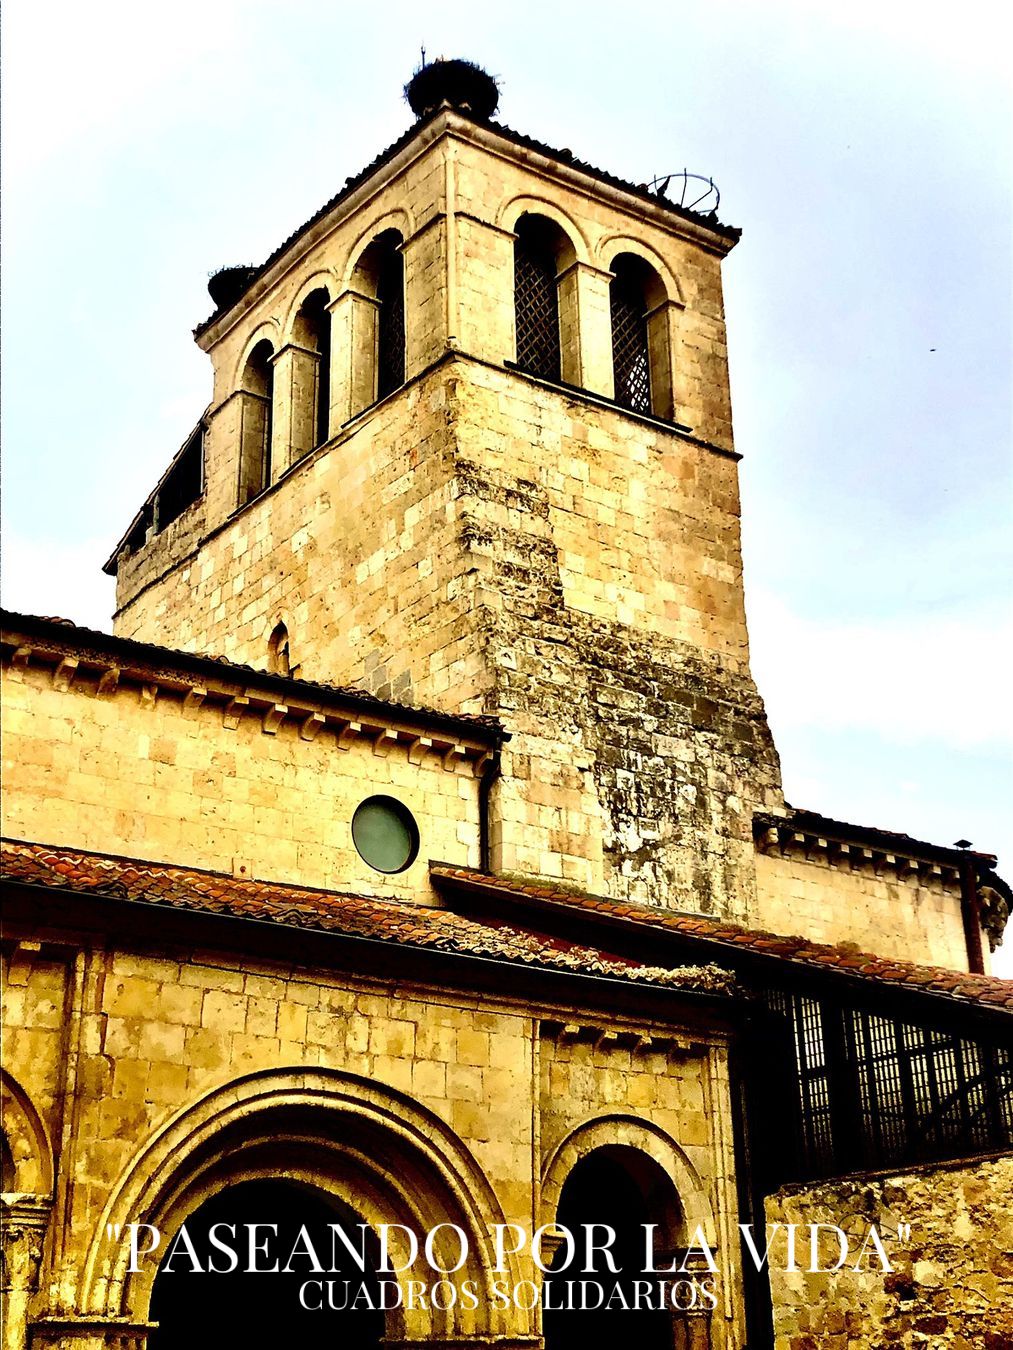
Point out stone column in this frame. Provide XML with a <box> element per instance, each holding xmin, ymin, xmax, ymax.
<box><xmin>646</xmin><ymin>299</ymin><xmax>679</xmax><ymax>423</ymax></box>
<box><xmin>271</xmin><ymin>343</ymin><xmax>320</xmax><ymax>474</ymax></box>
<box><xmin>1</xmin><ymin>1197</ymin><xmax>50</xmax><ymax>1350</ymax></box>
<box><xmin>235</xmin><ymin>391</ymin><xmax>272</xmax><ymax>506</ymax></box>
<box><xmin>568</xmin><ymin>262</ymin><xmax>614</xmax><ymax>398</ymax></box>
<box><xmin>328</xmin><ymin>288</ymin><xmax>379</xmax><ymax>425</ymax></box>
<box><xmin>402</xmin><ymin>218</ymin><xmax>448</xmax><ymax>377</ymax></box>
<box><xmin>453</xmin><ymin>216</ymin><xmax>514</xmax><ymax>366</ymax></box>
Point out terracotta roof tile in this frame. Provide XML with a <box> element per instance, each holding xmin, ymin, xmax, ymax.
<box><xmin>429</xmin><ymin>865</ymin><xmax>1013</xmax><ymax>1013</ymax></box>
<box><xmin>1</xmin><ymin>840</ymin><xmax>734</xmax><ymax>998</ymax></box>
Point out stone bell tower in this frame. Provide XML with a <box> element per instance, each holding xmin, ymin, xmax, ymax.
<box><xmin>107</xmin><ymin>59</ymin><xmax>784</xmax><ymax>920</ymax></box>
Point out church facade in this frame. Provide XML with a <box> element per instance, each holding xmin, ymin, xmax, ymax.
<box><xmin>3</xmin><ymin>60</ymin><xmax>1011</xmax><ymax>1349</ymax></box>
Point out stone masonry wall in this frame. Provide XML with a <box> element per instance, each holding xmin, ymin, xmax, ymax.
<box><xmin>754</xmin><ymin>852</ymin><xmax>971</xmax><ymax>972</ymax></box>
<box><xmin>111</xmin><ymin>357</ymin><xmax>783</xmax><ymax>918</ymax></box>
<box><xmin>766</xmin><ymin>1153</ymin><xmax>1013</xmax><ymax>1348</ymax></box>
<box><xmin>2</xmin><ymin>656</ymin><xmax>483</xmax><ymax>902</ymax></box>
<box><xmin>0</xmin><ymin>930</ymin><xmax>745</xmax><ymax>1347</ymax></box>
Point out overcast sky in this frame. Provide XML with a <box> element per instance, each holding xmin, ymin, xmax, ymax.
<box><xmin>2</xmin><ymin>1</ymin><xmax>1010</xmax><ymax>968</ymax></box>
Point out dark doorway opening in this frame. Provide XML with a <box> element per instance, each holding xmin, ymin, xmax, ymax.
<box><xmin>542</xmin><ymin>1147</ymin><xmax>678</xmax><ymax>1350</ymax></box>
<box><xmin>148</xmin><ymin>1179</ymin><xmax>387</xmax><ymax>1350</ymax></box>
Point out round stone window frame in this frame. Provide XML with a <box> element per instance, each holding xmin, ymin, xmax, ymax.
<box><xmin>351</xmin><ymin>795</ymin><xmax>421</xmax><ymax>874</ymax></box>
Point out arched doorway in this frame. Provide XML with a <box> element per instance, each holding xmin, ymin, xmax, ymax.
<box><xmin>148</xmin><ymin>1179</ymin><xmax>388</xmax><ymax>1350</ymax></box>
<box><xmin>90</xmin><ymin>1071</ymin><xmax>523</xmax><ymax>1345</ymax></box>
<box><xmin>542</xmin><ymin>1145</ymin><xmax>687</xmax><ymax>1350</ymax></box>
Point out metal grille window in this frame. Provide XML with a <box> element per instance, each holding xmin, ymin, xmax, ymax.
<box><xmin>377</xmin><ymin>247</ymin><xmax>405</xmax><ymax>400</ymax></box>
<box><xmin>761</xmin><ymin>988</ymin><xmax>1013</xmax><ymax>1181</ymax></box>
<box><xmin>610</xmin><ymin>260</ymin><xmax>651</xmax><ymax>414</ymax></box>
<box><xmin>514</xmin><ymin>221</ymin><xmax>561</xmax><ymax>381</ymax></box>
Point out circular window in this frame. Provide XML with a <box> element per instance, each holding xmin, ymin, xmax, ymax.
<box><xmin>351</xmin><ymin>796</ymin><xmax>420</xmax><ymax>874</ymax></box>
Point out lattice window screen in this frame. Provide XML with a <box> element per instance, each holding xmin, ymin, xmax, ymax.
<box><xmin>377</xmin><ymin>250</ymin><xmax>405</xmax><ymax>399</ymax></box>
<box><xmin>514</xmin><ymin>240</ymin><xmax>561</xmax><ymax>381</ymax></box>
<box><xmin>610</xmin><ymin>271</ymin><xmax>651</xmax><ymax>414</ymax></box>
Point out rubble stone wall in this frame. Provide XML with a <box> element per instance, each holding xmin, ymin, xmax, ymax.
<box><xmin>766</xmin><ymin>1153</ymin><xmax>1013</xmax><ymax>1348</ymax></box>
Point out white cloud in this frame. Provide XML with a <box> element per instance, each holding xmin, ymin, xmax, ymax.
<box><xmin>747</xmin><ymin>587</ymin><xmax>1013</xmax><ymax>750</ymax></box>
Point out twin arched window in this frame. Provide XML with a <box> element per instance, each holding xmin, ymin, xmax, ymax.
<box><xmin>235</xmin><ymin>232</ymin><xmax>407</xmax><ymax>509</ymax></box>
<box><xmin>237</xmin><ymin>223</ymin><xmax>672</xmax><ymax>512</ymax></box>
<box><xmin>512</xmin><ymin>219</ymin><xmax>672</xmax><ymax>421</ymax></box>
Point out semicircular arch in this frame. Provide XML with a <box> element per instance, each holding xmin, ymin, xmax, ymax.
<box><xmin>0</xmin><ymin>1068</ymin><xmax>54</xmax><ymax>1195</ymax></box>
<box><xmin>230</xmin><ymin>320</ymin><xmax>282</xmax><ymax>390</ymax></box>
<box><xmin>499</xmin><ymin>195</ymin><xmax>589</xmax><ymax>264</ymax></box>
<box><xmin>81</xmin><ymin>1068</ymin><xmax>521</xmax><ymax>1341</ymax></box>
<box><xmin>282</xmin><ymin>271</ymin><xmax>339</xmax><ymax>343</ymax></box>
<box><xmin>597</xmin><ymin>236</ymin><xmax>683</xmax><ymax>307</ymax></box>
<box><xmin>540</xmin><ymin>1114</ymin><xmax>714</xmax><ymax>1244</ymax></box>
<box><xmin>341</xmin><ymin>209</ymin><xmax>414</xmax><ymax>290</ymax></box>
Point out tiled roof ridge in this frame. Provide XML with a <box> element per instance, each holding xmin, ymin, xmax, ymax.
<box><xmin>0</xmin><ymin>840</ymin><xmax>735</xmax><ymax>998</ymax></box>
<box><xmin>429</xmin><ymin>865</ymin><xmax>1013</xmax><ymax>1012</ymax></box>
<box><xmin>0</xmin><ymin>610</ymin><xmax>504</xmax><ymax>741</ymax></box>
<box><xmin>193</xmin><ymin>108</ymin><xmax>739</xmax><ymax>339</ymax></box>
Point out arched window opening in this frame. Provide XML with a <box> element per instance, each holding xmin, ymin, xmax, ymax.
<box><xmin>267</xmin><ymin>622</ymin><xmax>291</xmax><ymax>676</ymax></box>
<box><xmin>610</xmin><ymin>255</ymin><xmax>653</xmax><ymax>415</ymax></box>
<box><xmin>514</xmin><ymin>215</ymin><xmax>563</xmax><ymax>381</ymax></box>
<box><xmin>351</xmin><ymin>231</ymin><xmax>405</xmax><ymax>409</ymax></box>
<box><xmin>148</xmin><ymin>1180</ymin><xmax>388</xmax><ymax>1350</ymax></box>
<box><xmin>293</xmin><ymin>288</ymin><xmax>332</xmax><ymax>452</ymax></box>
<box><xmin>376</xmin><ymin>239</ymin><xmax>405</xmax><ymax>399</ymax></box>
<box><xmin>543</xmin><ymin>1146</ymin><xmax>685</xmax><ymax>1350</ymax></box>
<box><xmin>155</xmin><ymin>423</ymin><xmax>204</xmax><ymax>531</ymax></box>
<box><xmin>238</xmin><ymin>339</ymin><xmax>275</xmax><ymax>506</ymax></box>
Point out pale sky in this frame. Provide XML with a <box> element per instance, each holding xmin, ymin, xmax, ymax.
<box><xmin>2</xmin><ymin>1</ymin><xmax>1011</xmax><ymax>968</ymax></box>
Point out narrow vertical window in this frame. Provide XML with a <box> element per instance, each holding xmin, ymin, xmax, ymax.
<box><xmin>293</xmin><ymin>288</ymin><xmax>332</xmax><ymax>452</ymax></box>
<box><xmin>514</xmin><ymin>215</ymin><xmax>562</xmax><ymax>381</ymax></box>
<box><xmin>376</xmin><ymin>240</ymin><xmax>405</xmax><ymax>399</ymax></box>
<box><xmin>316</xmin><ymin>307</ymin><xmax>332</xmax><ymax>445</ymax></box>
<box><xmin>268</xmin><ymin>622</ymin><xmax>291</xmax><ymax>676</ymax></box>
<box><xmin>610</xmin><ymin>256</ymin><xmax>651</xmax><ymax>415</ymax></box>
<box><xmin>238</xmin><ymin>339</ymin><xmax>274</xmax><ymax>505</ymax></box>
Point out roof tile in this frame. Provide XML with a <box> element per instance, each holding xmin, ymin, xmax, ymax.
<box><xmin>429</xmin><ymin>865</ymin><xmax>1013</xmax><ymax>1013</ymax></box>
<box><xmin>1</xmin><ymin>840</ymin><xmax>734</xmax><ymax>998</ymax></box>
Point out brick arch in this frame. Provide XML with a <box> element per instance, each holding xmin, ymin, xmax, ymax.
<box><xmin>0</xmin><ymin>1067</ymin><xmax>53</xmax><ymax>1196</ymax></box>
<box><xmin>540</xmin><ymin>1114</ymin><xmax>715</xmax><ymax>1245</ymax></box>
<box><xmin>80</xmin><ymin>1068</ymin><xmax>523</xmax><ymax>1342</ymax></box>
<box><xmin>498</xmin><ymin>195</ymin><xmax>590</xmax><ymax>265</ymax></box>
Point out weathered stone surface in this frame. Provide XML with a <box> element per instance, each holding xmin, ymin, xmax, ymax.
<box><xmin>766</xmin><ymin>1155</ymin><xmax>1013</xmax><ymax>1348</ymax></box>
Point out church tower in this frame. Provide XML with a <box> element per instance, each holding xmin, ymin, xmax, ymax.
<box><xmin>107</xmin><ymin>60</ymin><xmax>785</xmax><ymax>921</ymax></box>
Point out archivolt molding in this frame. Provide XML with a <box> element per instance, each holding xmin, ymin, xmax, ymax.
<box><xmin>282</xmin><ymin>271</ymin><xmax>339</xmax><ymax>343</ymax></box>
<box><xmin>342</xmin><ymin>208</ymin><xmax>415</xmax><ymax>289</ymax></box>
<box><xmin>496</xmin><ymin>195</ymin><xmax>590</xmax><ymax>264</ymax></box>
<box><xmin>81</xmin><ymin>1068</ymin><xmax>520</xmax><ymax>1340</ymax></box>
<box><xmin>230</xmin><ymin>318</ymin><xmax>284</xmax><ymax>390</ymax></box>
<box><xmin>539</xmin><ymin>1113</ymin><xmax>715</xmax><ymax>1245</ymax></box>
<box><xmin>596</xmin><ymin>235</ymin><xmax>684</xmax><ymax>307</ymax></box>
<box><xmin>0</xmin><ymin>1067</ymin><xmax>54</xmax><ymax>1197</ymax></box>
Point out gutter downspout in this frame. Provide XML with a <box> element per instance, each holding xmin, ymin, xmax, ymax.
<box><xmin>959</xmin><ymin>856</ymin><xmax>986</xmax><ymax>974</ymax></box>
<box><xmin>479</xmin><ymin>747</ymin><xmax>503</xmax><ymax>875</ymax></box>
